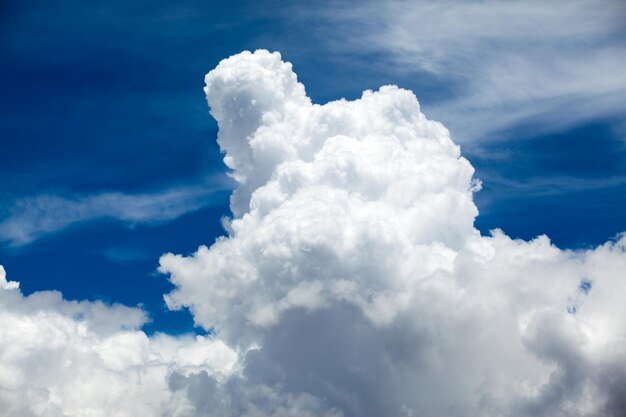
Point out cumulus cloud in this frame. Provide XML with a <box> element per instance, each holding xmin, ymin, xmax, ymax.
<box><xmin>0</xmin><ymin>184</ymin><xmax>227</xmax><ymax>246</ymax></box>
<box><xmin>1</xmin><ymin>50</ymin><xmax>625</xmax><ymax>417</ymax></box>
<box><xmin>161</xmin><ymin>50</ymin><xmax>626</xmax><ymax>416</ymax></box>
<box><xmin>0</xmin><ymin>265</ymin><xmax>19</xmax><ymax>290</ymax></box>
<box><xmin>0</xmin><ymin>267</ymin><xmax>238</xmax><ymax>417</ymax></box>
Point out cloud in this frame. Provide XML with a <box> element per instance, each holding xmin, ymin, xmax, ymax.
<box><xmin>0</xmin><ymin>184</ymin><xmax>228</xmax><ymax>246</ymax></box>
<box><xmin>0</xmin><ymin>265</ymin><xmax>19</xmax><ymax>290</ymax></box>
<box><xmin>160</xmin><ymin>50</ymin><xmax>626</xmax><ymax>416</ymax></box>
<box><xmin>1</xmin><ymin>50</ymin><xmax>625</xmax><ymax>417</ymax></box>
<box><xmin>0</xmin><ymin>267</ymin><xmax>238</xmax><ymax>417</ymax></box>
<box><xmin>296</xmin><ymin>0</ymin><xmax>626</xmax><ymax>141</ymax></box>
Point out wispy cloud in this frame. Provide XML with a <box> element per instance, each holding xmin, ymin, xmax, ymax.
<box><xmin>302</xmin><ymin>0</ymin><xmax>626</xmax><ymax>141</ymax></box>
<box><xmin>476</xmin><ymin>173</ymin><xmax>626</xmax><ymax>204</ymax></box>
<box><xmin>0</xmin><ymin>183</ymin><xmax>229</xmax><ymax>246</ymax></box>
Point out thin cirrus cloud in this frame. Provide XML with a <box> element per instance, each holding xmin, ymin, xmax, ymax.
<box><xmin>0</xmin><ymin>184</ymin><xmax>228</xmax><ymax>247</ymax></box>
<box><xmin>1</xmin><ymin>50</ymin><xmax>625</xmax><ymax>417</ymax></box>
<box><xmin>300</xmin><ymin>0</ymin><xmax>626</xmax><ymax>141</ymax></box>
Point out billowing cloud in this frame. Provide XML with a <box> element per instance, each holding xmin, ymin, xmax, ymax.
<box><xmin>0</xmin><ymin>266</ymin><xmax>238</xmax><ymax>417</ymax></box>
<box><xmin>160</xmin><ymin>50</ymin><xmax>626</xmax><ymax>416</ymax></box>
<box><xmin>1</xmin><ymin>50</ymin><xmax>625</xmax><ymax>417</ymax></box>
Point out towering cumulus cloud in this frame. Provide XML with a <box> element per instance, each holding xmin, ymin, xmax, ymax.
<box><xmin>1</xmin><ymin>50</ymin><xmax>625</xmax><ymax>417</ymax></box>
<box><xmin>161</xmin><ymin>50</ymin><xmax>626</xmax><ymax>417</ymax></box>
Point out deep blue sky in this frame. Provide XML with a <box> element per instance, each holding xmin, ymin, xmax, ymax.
<box><xmin>1</xmin><ymin>0</ymin><xmax>625</xmax><ymax>333</ymax></box>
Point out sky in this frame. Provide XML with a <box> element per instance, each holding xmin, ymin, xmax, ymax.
<box><xmin>1</xmin><ymin>1</ymin><xmax>626</xmax><ymax>416</ymax></box>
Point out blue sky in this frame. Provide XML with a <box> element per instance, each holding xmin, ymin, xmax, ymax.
<box><xmin>1</xmin><ymin>0</ymin><xmax>625</xmax><ymax>335</ymax></box>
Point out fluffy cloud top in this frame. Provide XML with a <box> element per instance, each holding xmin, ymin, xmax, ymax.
<box><xmin>161</xmin><ymin>50</ymin><xmax>626</xmax><ymax>416</ymax></box>
<box><xmin>0</xmin><ymin>268</ymin><xmax>237</xmax><ymax>417</ymax></box>
<box><xmin>2</xmin><ymin>50</ymin><xmax>626</xmax><ymax>417</ymax></box>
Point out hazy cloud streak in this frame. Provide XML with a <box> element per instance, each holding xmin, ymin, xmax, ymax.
<box><xmin>301</xmin><ymin>0</ymin><xmax>626</xmax><ymax>140</ymax></box>
<box><xmin>0</xmin><ymin>183</ymin><xmax>229</xmax><ymax>246</ymax></box>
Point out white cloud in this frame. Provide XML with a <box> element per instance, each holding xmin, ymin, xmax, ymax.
<box><xmin>0</xmin><ymin>184</ymin><xmax>227</xmax><ymax>246</ymax></box>
<box><xmin>1</xmin><ymin>50</ymin><xmax>625</xmax><ymax>417</ymax></box>
<box><xmin>0</xmin><ymin>267</ymin><xmax>238</xmax><ymax>417</ymax></box>
<box><xmin>160</xmin><ymin>50</ymin><xmax>626</xmax><ymax>416</ymax></box>
<box><xmin>0</xmin><ymin>265</ymin><xmax>19</xmax><ymax>290</ymax></box>
<box><xmin>298</xmin><ymin>0</ymin><xmax>626</xmax><ymax>141</ymax></box>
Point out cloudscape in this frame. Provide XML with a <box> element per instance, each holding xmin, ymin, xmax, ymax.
<box><xmin>1</xmin><ymin>2</ymin><xmax>625</xmax><ymax>417</ymax></box>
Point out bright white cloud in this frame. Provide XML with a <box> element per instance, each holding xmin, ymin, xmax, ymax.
<box><xmin>300</xmin><ymin>0</ymin><xmax>626</xmax><ymax>140</ymax></box>
<box><xmin>0</xmin><ymin>268</ymin><xmax>238</xmax><ymax>417</ymax></box>
<box><xmin>0</xmin><ymin>265</ymin><xmax>19</xmax><ymax>290</ymax></box>
<box><xmin>161</xmin><ymin>50</ymin><xmax>626</xmax><ymax>416</ymax></box>
<box><xmin>0</xmin><ymin>184</ymin><xmax>227</xmax><ymax>246</ymax></box>
<box><xmin>1</xmin><ymin>50</ymin><xmax>625</xmax><ymax>417</ymax></box>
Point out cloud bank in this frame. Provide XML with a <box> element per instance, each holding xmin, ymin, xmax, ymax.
<box><xmin>2</xmin><ymin>50</ymin><xmax>626</xmax><ymax>417</ymax></box>
<box><xmin>0</xmin><ymin>265</ymin><xmax>237</xmax><ymax>417</ymax></box>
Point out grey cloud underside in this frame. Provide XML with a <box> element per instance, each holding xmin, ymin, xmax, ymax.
<box><xmin>1</xmin><ymin>50</ymin><xmax>626</xmax><ymax>417</ymax></box>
